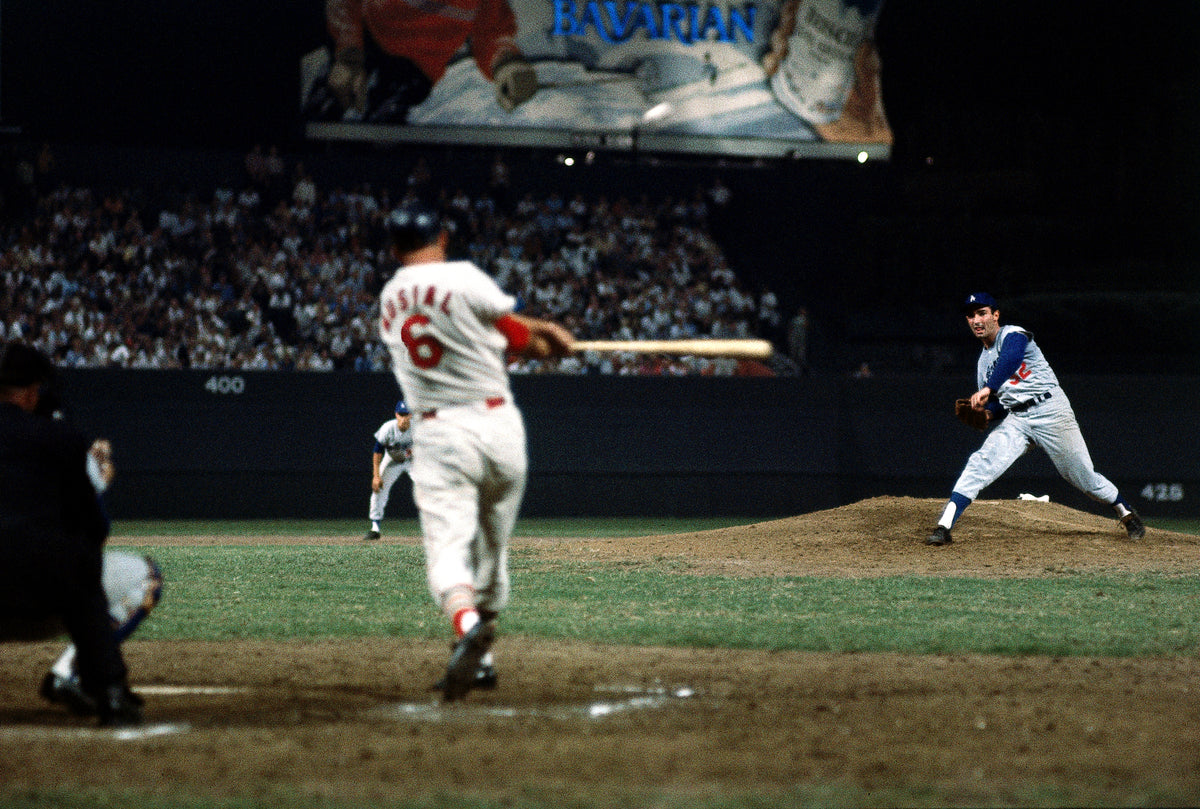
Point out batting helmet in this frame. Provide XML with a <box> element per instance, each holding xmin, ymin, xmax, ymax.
<box><xmin>385</xmin><ymin>203</ymin><xmax>442</xmax><ymax>255</ymax></box>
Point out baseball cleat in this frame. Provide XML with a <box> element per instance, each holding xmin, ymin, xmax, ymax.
<box><xmin>1120</xmin><ymin>512</ymin><xmax>1146</xmax><ymax>540</ymax></box>
<box><xmin>40</xmin><ymin>672</ymin><xmax>98</xmax><ymax>716</ymax></box>
<box><xmin>925</xmin><ymin>526</ymin><xmax>953</xmax><ymax>546</ymax></box>
<box><xmin>363</xmin><ymin>530</ymin><xmax>381</xmax><ymax>541</ymax></box>
<box><xmin>437</xmin><ymin>622</ymin><xmax>495</xmax><ymax>701</ymax></box>
<box><xmin>433</xmin><ymin>663</ymin><xmax>497</xmax><ymax>693</ymax></box>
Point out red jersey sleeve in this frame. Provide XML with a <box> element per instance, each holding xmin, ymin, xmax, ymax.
<box><xmin>494</xmin><ymin>314</ymin><xmax>531</xmax><ymax>352</ymax></box>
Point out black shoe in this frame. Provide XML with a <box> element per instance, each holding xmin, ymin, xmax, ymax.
<box><xmin>363</xmin><ymin>530</ymin><xmax>381</xmax><ymax>541</ymax></box>
<box><xmin>40</xmin><ymin>672</ymin><xmax>98</xmax><ymax>716</ymax></box>
<box><xmin>436</xmin><ymin>622</ymin><xmax>495</xmax><ymax>702</ymax></box>
<box><xmin>1120</xmin><ymin>512</ymin><xmax>1146</xmax><ymax>540</ymax></box>
<box><xmin>925</xmin><ymin>526</ymin><xmax>953</xmax><ymax>546</ymax></box>
<box><xmin>474</xmin><ymin>663</ymin><xmax>498</xmax><ymax>690</ymax></box>
<box><xmin>434</xmin><ymin>663</ymin><xmax>497</xmax><ymax>693</ymax></box>
<box><xmin>97</xmin><ymin>684</ymin><xmax>144</xmax><ymax>728</ymax></box>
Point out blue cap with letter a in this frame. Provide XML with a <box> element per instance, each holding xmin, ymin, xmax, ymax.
<box><xmin>395</xmin><ymin>400</ymin><xmax>410</xmax><ymax>415</ymax></box>
<box><xmin>962</xmin><ymin>292</ymin><xmax>997</xmax><ymax>313</ymax></box>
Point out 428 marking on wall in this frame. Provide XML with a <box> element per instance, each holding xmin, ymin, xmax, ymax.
<box><xmin>1141</xmin><ymin>483</ymin><xmax>1184</xmax><ymax>502</ymax></box>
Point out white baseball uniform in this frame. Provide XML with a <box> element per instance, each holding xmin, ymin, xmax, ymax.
<box><xmin>378</xmin><ymin>259</ymin><xmax>526</xmax><ymax>614</ymax></box>
<box><xmin>368</xmin><ymin>416</ymin><xmax>413</xmax><ymax>523</ymax></box>
<box><xmin>952</xmin><ymin>324</ymin><xmax>1120</xmax><ymax>504</ymax></box>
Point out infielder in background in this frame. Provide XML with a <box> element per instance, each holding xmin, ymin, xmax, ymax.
<box><xmin>363</xmin><ymin>399</ymin><xmax>414</xmax><ymax>541</ymax></box>
<box><xmin>377</xmin><ymin>203</ymin><xmax>573</xmax><ymax>701</ymax></box>
<box><xmin>926</xmin><ymin>293</ymin><xmax>1145</xmax><ymax>546</ymax></box>
<box><xmin>0</xmin><ymin>341</ymin><xmax>160</xmax><ymax>726</ymax></box>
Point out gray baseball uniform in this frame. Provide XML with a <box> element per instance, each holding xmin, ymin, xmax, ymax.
<box><xmin>952</xmin><ymin>323</ymin><xmax>1119</xmax><ymax>502</ymax></box>
<box><xmin>927</xmin><ymin>293</ymin><xmax>1143</xmax><ymax>545</ymax></box>
<box><xmin>42</xmin><ymin>441</ymin><xmax>163</xmax><ymax>716</ymax></box>
<box><xmin>368</xmin><ymin>404</ymin><xmax>414</xmax><ymax>526</ymax></box>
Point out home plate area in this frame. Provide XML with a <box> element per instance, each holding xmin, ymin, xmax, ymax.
<box><xmin>371</xmin><ymin>683</ymin><xmax>698</xmax><ymax>723</ymax></box>
<box><xmin>0</xmin><ymin>681</ymin><xmax>699</xmax><ymax>740</ymax></box>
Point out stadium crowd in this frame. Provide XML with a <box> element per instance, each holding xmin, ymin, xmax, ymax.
<box><xmin>0</xmin><ymin>148</ymin><xmax>792</xmax><ymax>375</ymax></box>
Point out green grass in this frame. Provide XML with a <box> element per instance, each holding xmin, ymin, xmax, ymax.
<box><xmin>120</xmin><ymin>544</ymin><xmax>1200</xmax><ymax>657</ymax></box>
<box><xmin>110</xmin><ymin>515</ymin><xmax>1200</xmax><ymax>539</ymax></box>
<box><xmin>21</xmin><ymin>518</ymin><xmax>1200</xmax><ymax>809</ymax></box>
<box><xmin>109</xmin><ymin>516</ymin><xmax>764</xmax><ymax>538</ymax></box>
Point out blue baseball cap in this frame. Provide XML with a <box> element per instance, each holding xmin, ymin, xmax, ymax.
<box><xmin>962</xmin><ymin>292</ymin><xmax>997</xmax><ymax>313</ymax></box>
<box><xmin>395</xmin><ymin>400</ymin><xmax>409</xmax><ymax>415</ymax></box>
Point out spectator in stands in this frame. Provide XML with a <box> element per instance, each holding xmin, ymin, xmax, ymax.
<box><xmin>3</xmin><ymin>151</ymin><xmax>787</xmax><ymax>375</ymax></box>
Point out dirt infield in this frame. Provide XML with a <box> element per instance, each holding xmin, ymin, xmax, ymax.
<box><xmin>2</xmin><ymin>497</ymin><xmax>1199</xmax><ymax>807</ymax></box>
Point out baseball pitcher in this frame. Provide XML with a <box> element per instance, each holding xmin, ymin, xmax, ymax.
<box><xmin>926</xmin><ymin>292</ymin><xmax>1145</xmax><ymax>546</ymax></box>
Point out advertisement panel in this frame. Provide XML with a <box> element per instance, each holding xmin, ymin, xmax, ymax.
<box><xmin>301</xmin><ymin>0</ymin><xmax>892</xmax><ymax>159</ymax></box>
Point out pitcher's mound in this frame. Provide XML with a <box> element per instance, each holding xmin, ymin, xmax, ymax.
<box><xmin>524</xmin><ymin>496</ymin><xmax>1199</xmax><ymax>578</ymax></box>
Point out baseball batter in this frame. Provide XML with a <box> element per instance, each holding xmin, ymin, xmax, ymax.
<box><xmin>363</xmin><ymin>400</ymin><xmax>414</xmax><ymax>541</ymax></box>
<box><xmin>926</xmin><ymin>292</ymin><xmax>1145</xmax><ymax>546</ymax></box>
<box><xmin>377</xmin><ymin>203</ymin><xmax>573</xmax><ymax>700</ymax></box>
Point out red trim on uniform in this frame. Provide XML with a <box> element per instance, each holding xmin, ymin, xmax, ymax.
<box><xmin>452</xmin><ymin>607</ymin><xmax>479</xmax><ymax>638</ymax></box>
<box><xmin>494</xmin><ymin>314</ymin><xmax>531</xmax><ymax>352</ymax></box>
<box><xmin>420</xmin><ymin>397</ymin><xmax>504</xmax><ymax>420</ymax></box>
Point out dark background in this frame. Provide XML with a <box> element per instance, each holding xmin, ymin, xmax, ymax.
<box><xmin>2</xmin><ymin>0</ymin><xmax>1198</xmax><ymax>373</ymax></box>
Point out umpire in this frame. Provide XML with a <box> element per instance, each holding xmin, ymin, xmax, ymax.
<box><xmin>0</xmin><ymin>341</ymin><xmax>142</xmax><ymax>726</ymax></box>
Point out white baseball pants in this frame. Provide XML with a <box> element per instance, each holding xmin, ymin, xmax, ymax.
<box><xmin>410</xmin><ymin>401</ymin><xmax>527</xmax><ymax>614</ymax></box>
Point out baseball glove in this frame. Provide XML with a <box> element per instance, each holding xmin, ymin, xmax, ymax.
<box><xmin>954</xmin><ymin>399</ymin><xmax>988</xmax><ymax>431</ymax></box>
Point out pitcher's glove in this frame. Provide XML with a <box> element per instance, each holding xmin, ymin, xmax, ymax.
<box><xmin>954</xmin><ymin>399</ymin><xmax>988</xmax><ymax>431</ymax></box>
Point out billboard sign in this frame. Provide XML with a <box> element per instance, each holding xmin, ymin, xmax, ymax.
<box><xmin>302</xmin><ymin>0</ymin><xmax>892</xmax><ymax>159</ymax></box>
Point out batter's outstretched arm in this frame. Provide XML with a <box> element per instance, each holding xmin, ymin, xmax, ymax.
<box><xmin>496</xmin><ymin>313</ymin><xmax>574</xmax><ymax>360</ymax></box>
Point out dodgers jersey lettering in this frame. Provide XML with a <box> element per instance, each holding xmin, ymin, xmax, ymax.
<box><xmin>379</xmin><ymin>260</ymin><xmax>516</xmax><ymax>411</ymax></box>
<box><xmin>977</xmin><ymin>325</ymin><xmax>1059</xmax><ymax>410</ymax></box>
<box><xmin>374</xmin><ymin>419</ymin><xmax>413</xmax><ymax>464</ymax></box>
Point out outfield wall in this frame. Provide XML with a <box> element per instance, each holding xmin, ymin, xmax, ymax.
<box><xmin>57</xmin><ymin>371</ymin><xmax>1199</xmax><ymax>520</ymax></box>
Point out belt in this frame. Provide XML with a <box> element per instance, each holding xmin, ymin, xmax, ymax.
<box><xmin>420</xmin><ymin>396</ymin><xmax>506</xmax><ymax>420</ymax></box>
<box><xmin>1008</xmin><ymin>391</ymin><xmax>1052</xmax><ymax>413</ymax></box>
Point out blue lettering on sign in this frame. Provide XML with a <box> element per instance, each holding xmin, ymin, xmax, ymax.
<box><xmin>552</xmin><ymin>0</ymin><xmax>756</xmax><ymax>44</ymax></box>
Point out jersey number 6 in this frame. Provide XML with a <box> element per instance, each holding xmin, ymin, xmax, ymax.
<box><xmin>400</xmin><ymin>314</ymin><xmax>443</xmax><ymax>369</ymax></box>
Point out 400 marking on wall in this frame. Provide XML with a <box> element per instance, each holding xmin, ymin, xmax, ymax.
<box><xmin>204</xmin><ymin>375</ymin><xmax>246</xmax><ymax>395</ymax></box>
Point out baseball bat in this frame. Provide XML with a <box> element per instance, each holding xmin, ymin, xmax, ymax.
<box><xmin>572</xmin><ymin>339</ymin><xmax>774</xmax><ymax>359</ymax></box>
